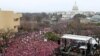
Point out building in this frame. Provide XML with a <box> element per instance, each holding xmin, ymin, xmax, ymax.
<box><xmin>0</xmin><ymin>9</ymin><xmax>22</xmax><ymax>32</ymax></box>
<box><xmin>54</xmin><ymin>1</ymin><xmax>95</xmax><ymax>21</ymax></box>
<box><xmin>80</xmin><ymin>17</ymin><xmax>91</xmax><ymax>23</ymax></box>
<box><xmin>71</xmin><ymin>1</ymin><xmax>79</xmax><ymax>16</ymax></box>
<box><xmin>56</xmin><ymin>1</ymin><xmax>80</xmax><ymax>20</ymax></box>
<box><xmin>91</xmin><ymin>15</ymin><xmax>100</xmax><ymax>23</ymax></box>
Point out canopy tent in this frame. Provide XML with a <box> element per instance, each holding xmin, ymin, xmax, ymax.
<box><xmin>61</xmin><ymin>34</ymin><xmax>92</xmax><ymax>41</ymax></box>
<box><xmin>61</xmin><ymin>34</ymin><xmax>98</xmax><ymax>44</ymax></box>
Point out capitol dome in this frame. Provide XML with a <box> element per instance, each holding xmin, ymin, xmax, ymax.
<box><xmin>72</xmin><ymin>5</ymin><xmax>78</xmax><ymax>11</ymax></box>
<box><xmin>72</xmin><ymin>1</ymin><xmax>78</xmax><ymax>11</ymax></box>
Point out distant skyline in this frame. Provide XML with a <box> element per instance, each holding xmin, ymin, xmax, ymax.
<box><xmin>0</xmin><ymin>0</ymin><xmax>100</xmax><ymax>12</ymax></box>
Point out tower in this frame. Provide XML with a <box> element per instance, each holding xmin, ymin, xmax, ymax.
<box><xmin>71</xmin><ymin>0</ymin><xmax>79</xmax><ymax>18</ymax></box>
<box><xmin>72</xmin><ymin>1</ymin><xmax>79</xmax><ymax>12</ymax></box>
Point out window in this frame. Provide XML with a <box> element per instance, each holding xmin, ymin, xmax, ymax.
<box><xmin>14</xmin><ymin>18</ymin><xmax>19</xmax><ymax>21</ymax></box>
<box><xmin>14</xmin><ymin>26</ymin><xmax>17</xmax><ymax>28</ymax></box>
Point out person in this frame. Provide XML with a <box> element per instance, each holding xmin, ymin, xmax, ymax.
<box><xmin>86</xmin><ymin>42</ymin><xmax>91</xmax><ymax>56</ymax></box>
<box><xmin>57</xmin><ymin>39</ymin><xmax>60</xmax><ymax>45</ymax></box>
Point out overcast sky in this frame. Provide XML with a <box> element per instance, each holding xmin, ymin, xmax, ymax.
<box><xmin>0</xmin><ymin>0</ymin><xmax>100</xmax><ymax>12</ymax></box>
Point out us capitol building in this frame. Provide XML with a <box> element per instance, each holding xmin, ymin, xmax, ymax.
<box><xmin>54</xmin><ymin>1</ymin><xmax>95</xmax><ymax>20</ymax></box>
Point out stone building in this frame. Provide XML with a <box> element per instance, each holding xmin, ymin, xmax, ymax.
<box><xmin>0</xmin><ymin>9</ymin><xmax>22</xmax><ymax>32</ymax></box>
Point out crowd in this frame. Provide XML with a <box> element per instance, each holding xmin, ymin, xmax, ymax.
<box><xmin>2</xmin><ymin>29</ymin><xmax>58</xmax><ymax>56</ymax></box>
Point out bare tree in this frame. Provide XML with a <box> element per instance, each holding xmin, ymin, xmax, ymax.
<box><xmin>69</xmin><ymin>14</ymin><xmax>86</xmax><ymax>35</ymax></box>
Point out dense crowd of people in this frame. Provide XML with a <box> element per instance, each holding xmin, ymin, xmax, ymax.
<box><xmin>1</xmin><ymin>29</ymin><xmax>59</xmax><ymax>56</ymax></box>
<box><xmin>0</xmin><ymin>27</ymin><xmax>99</xmax><ymax>56</ymax></box>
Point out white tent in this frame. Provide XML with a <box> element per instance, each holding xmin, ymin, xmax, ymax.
<box><xmin>61</xmin><ymin>34</ymin><xmax>98</xmax><ymax>44</ymax></box>
<box><xmin>61</xmin><ymin>34</ymin><xmax>92</xmax><ymax>41</ymax></box>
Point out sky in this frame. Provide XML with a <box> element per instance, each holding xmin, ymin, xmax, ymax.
<box><xmin>0</xmin><ymin>0</ymin><xmax>100</xmax><ymax>12</ymax></box>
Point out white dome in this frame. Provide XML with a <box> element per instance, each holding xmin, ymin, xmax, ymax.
<box><xmin>72</xmin><ymin>1</ymin><xmax>78</xmax><ymax>11</ymax></box>
<box><xmin>72</xmin><ymin>5</ymin><xmax>78</xmax><ymax>11</ymax></box>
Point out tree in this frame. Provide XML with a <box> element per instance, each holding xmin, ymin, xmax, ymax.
<box><xmin>34</xmin><ymin>15</ymin><xmax>42</xmax><ymax>23</ymax></box>
<box><xmin>0</xmin><ymin>29</ymin><xmax>14</xmax><ymax>54</ymax></box>
<box><xmin>51</xmin><ymin>21</ymin><xmax>68</xmax><ymax>34</ymax></box>
<box><xmin>44</xmin><ymin>32</ymin><xmax>60</xmax><ymax>41</ymax></box>
<box><xmin>70</xmin><ymin>14</ymin><xmax>86</xmax><ymax>35</ymax></box>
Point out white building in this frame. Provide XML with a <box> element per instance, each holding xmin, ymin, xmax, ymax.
<box><xmin>60</xmin><ymin>1</ymin><xmax>80</xmax><ymax>20</ymax></box>
<box><xmin>59</xmin><ymin>1</ymin><xmax>95</xmax><ymax>20</ymax></box>
<box><xmin>49</xmin><ymin>1</ymin><xmax>96</xmax><ymax>22</ymax></box>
